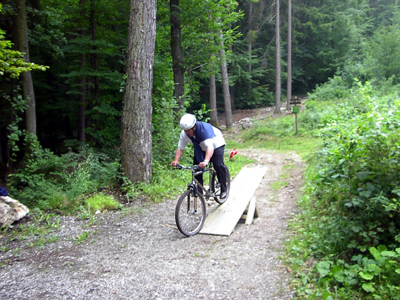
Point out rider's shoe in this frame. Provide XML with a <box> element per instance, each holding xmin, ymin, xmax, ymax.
<box><xmin>220</xmin><ymin>192</ymin><xmax>227</xmax><ymax>199</ymax></box>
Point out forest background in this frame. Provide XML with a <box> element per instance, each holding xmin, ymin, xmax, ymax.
<box><xmin>1</xmin><ymin>0</ymin><xmax>400</xmax><ymax>298</ymax></box>
<box><xmin>2</xmin><ymin>0</ymin><xmax>398</xmax><ymax>181</ymax></box>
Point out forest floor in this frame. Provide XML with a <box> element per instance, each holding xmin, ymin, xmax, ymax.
<box><xmin>0</xmin><ymin>107</ymin><xmax>306</xmax><ymax>299</ymax></box>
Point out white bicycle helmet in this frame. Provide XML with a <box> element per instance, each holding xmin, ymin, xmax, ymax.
<box><xmin>179</xmin><ymin>114</ymin><xmax>196</xmax><ymax>130</ymax></box>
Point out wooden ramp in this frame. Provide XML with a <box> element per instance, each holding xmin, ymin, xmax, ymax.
<box><xmin>200</xmin><ymin>165</ymin><xmax>267</xmax><ymax>236</ymax></box>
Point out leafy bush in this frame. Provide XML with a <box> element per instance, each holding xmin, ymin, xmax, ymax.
<box><xmin>308</xmin><ymin>75</ymin><xmax>351</xmax><ymax>102</ymax></box>
<box><xmin>9</xmin><ymin>145</ymin><xmax>121</xmax><ymax>212</ymax></box>
<box><xmin>314</xmin><ymin>91</ymin><xmax>400</xmax><ymax>254</ymax></box>
<box><xmin>286</xmin><ymin>81</ymin><xmax>400</xmax><ymax>299</ymax></box>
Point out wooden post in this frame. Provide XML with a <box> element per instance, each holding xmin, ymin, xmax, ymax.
<box><xmin>290</xmin><ymin>96</ymin><xmax>301</xmax><ymax>135</ymax></box>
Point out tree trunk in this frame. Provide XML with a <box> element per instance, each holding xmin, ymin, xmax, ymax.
<box><xmin>286</xmin><ymin>0</ymin><xmax>292</xmax><ymax>111</ymax></box>
<box><xmin>16</xmin><ymin>0</ymin><xmax>36</xmax><ymax>135</ymax></box>
<box><xmin>218</xmin><ymin>32</ymin><xmax>233</xmax><ymax>129</ymax></box>
<box><xmin>209</xmin><ymin>72</ymin><xmax>219</xmax><ymax>127</ymax></box>
<box><xmin>248</xmin><ymin>0</ymin><xmax>253</xmax><ymax>76</ymax></box>
<box><xmin>274</xmin><ymin>0</ymin><xmax>281</xmax><ymax>114</ymax></box>
<box><xmin>170</xmin><ymin>0</ymin><xmax>185</xmax><ymax>110</ymax></box>
<box><xmin>90</xmin><ymin>0</ymin><xmax>99</xmax><ymax>101</ymax></box>
<box><xmin>228</xmin><ymin>33</ymin><xmax>235</xmax><ymax>112</ymax></box>
<box><xmin>78</xmin><ymin>0</ymin><xmax>87</xmax><ymax>143</ymax></box>
<box><xmin>87</xmin><ymin>0</ymin><xmax>99</xmax><ymax>141</ymax></box>
<box><xmin>120</xmin><ymin>0</ymin><xmax>156</xmax><ymax>184</ymax></box>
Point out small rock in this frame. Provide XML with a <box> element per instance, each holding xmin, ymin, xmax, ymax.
<box><xmin>0</xmin><ymin>196</ymin><xmax>29</xmax><ymax>226</ymax></box>
<box><xmin>242</xmin><ymin>122</ymin><xmax>252</xmax><ymax>129</ymax></box>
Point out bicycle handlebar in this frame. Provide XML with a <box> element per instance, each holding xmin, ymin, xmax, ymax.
<box><xmin>175</xmin><ymin>164</ymin><xmax>211</xmax><ymax>173</ymax></box>
<box><xmin>175</xmin><ymin>163</ymin><xmax>200</xmax><ymax>171</ymax></box>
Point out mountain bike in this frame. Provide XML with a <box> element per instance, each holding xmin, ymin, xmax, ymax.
<box><xmin>174</xmin><ymin>163</ymin><xmax>231</xmax><ymax>236</ymax></box>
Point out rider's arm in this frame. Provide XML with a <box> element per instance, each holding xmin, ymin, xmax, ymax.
<box><xmin>171</xmin><ymin>148</ymin><xmax>183</xmax><ymax>167</ymax></box>
<box><xmin>172</xmin><ymin>131</ymin><xmax>190</xmax><ymax>167</ymax></box>
<box><xmin>199</xmin><ymin>144</ymin><xmax>214</xmax><ymax>169</ymax></box>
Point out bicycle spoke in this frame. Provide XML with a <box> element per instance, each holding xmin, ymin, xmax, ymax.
<box><xmin>175</xmin><ymin>190</ymin><xmax>205</xmax><ymax>236</ymax></box>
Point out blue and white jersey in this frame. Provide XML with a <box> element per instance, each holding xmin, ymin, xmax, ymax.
<box><xmin>178</xmin><ymin>122</ymin><xmax>225</xmax><ymax>151</ymax></box>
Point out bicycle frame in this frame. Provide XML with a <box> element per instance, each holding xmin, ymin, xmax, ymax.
<box><xmin>177</xmin><ymin>164</ymin><xmax>217</xmax><ymax>199</ymax></box>
<box><xmin>174</xmin><ymin>162</ymin><xmax>229</xmax><ymax>236</ymax></box>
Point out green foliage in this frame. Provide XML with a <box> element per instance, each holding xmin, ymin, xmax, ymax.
<box><xmin>0</xmin><ymin>4</ymin><xmax>48</xmax><ymax>78</ymax></box>
<box><xmin>152</xmin><ymin>96</ymin><xmax>180</xmax><ymax>165</ymax></box>
<box><xmin>285</xmin><ymin>79</ymin><xmax>400</xmax><ymax>299</ymax></box>
<box><xmin>309</xmin><ymin>246</ymin><xmax>400</xmax><ymax>299</ymax></box>
<box><xmin>308</xmin><ymin>75</ymin><xmax>351</xmax><ymax>101</ymax></box>
<box><xmin>9</xmin><ymin>145</ymin><xmax>121</xmax><ymax>212</ymax></box>
<box><xmin>364</xmin><ymin>24</ymin><xmax>400</xmax><ymax>84</ymax></box>
<box><xmin>3</xmin><ymin>87</ymin><xmax>28</xmax><ymax>159</ymax></box>
<box><xmin>194</xmin><ymin>104</ymin><xmax>211</xmax><ymax>122</ymax></box>
<box><xmin>1</xmin><ymin>208</ymin><xmax>61</xmax><ymax>251</ymax></box>
<box><xmin>83</xmin><ymin>193</ymin><xmax>122</xmax><ymax>212</ymax></box>
<box><xmin>74</xmin><ymin>231</ymin><xmax>90</xmax><ymax>244</ymax></box>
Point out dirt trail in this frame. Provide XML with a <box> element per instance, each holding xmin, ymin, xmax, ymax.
<box><xmin>0</xmin><ymin>149</ymin><xmax>304</xmax><ymax>300</ymax></box>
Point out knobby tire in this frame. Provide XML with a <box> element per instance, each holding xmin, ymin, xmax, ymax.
<box><xmin>211</xmin><ymin>165</ymin><xmax>231</xmax><ymax>204</ymax></box>
<box><xmin>175</xmin><ymin>190</ymin><xmax>206</xmax><ymax>236</ymax></box>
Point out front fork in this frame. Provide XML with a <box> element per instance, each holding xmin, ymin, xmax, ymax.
<box><xmin>186</xmin><ymin>184</ymin><xmax>198</xmax><ymax>213</ymax></box>
<box><xmin>191</xmin><ymin>178</ymin><xmax>214</xmax><ymax>199</ymax></box>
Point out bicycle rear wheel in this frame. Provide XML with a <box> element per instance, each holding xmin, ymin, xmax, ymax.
<box><xmin>175</xmin><ymin>190</ymin><xmax>206</xmax><ymax>236</ymax></box>
<box><xmin>211</xmin><ymin>165</ymin><xmax>231</xmax><ymax>204</ymax></box>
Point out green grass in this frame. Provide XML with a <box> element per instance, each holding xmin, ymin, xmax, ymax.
<box><xmin>74</xmin><ymin>231</ymin><xmax>90</xmax><ymax>244</ymax></box>
<box><xmin>84</xmin><ymin>193</ymin><xmax>123</xmax><ymax>212</ymax></box>
<box><xmin>226</xmin><ymin>117</ymin><xmax>322</xmax><ymax>160</ymax></box>
<box><xmin>271</xmin><ymin>180</ymin><xmax>288</xmax><ymax>191</ymax></box>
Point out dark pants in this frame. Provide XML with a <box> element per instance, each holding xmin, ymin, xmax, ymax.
<box><xmin>194</xmin><ymin>146</ymin><xmax>227</xmax><ymax>193</ymax></box>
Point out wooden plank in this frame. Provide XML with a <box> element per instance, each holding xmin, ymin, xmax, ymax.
<box><xmin>245</xmin><ymin>197</ymin><xmax>257</xmax><ymax>225</ymax></box>
<box><xmin>254</xmin><ymin>202</ymin><xmax>259</xmax><ymax>218</ymax></box>
<box><xmin>200</xmin><ymin>165</ymin><xmax>267</xmax><ymax>236</ymax></box>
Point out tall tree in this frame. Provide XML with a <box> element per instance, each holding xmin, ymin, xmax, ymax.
<box><xmin>218</xmin><ymin>31</ymin><xmax>233</xmax><ymax>128</ymax></box>
<box><xmin>170</xmin><ymin>0</ymin><xmax>185</xmax><ymax>110</ymax></box>
<box><xmin>248</xmin><ymin>0</ymin><xmax>253</xmax><ymax>77</ymax></box>
<box><xmin>274</xmin><ymin>0</ymin><xmax>281</xmax><ymax>114</ymax></box>
<box><xmin>286</xmin><ymin>0</ymin><xmax>292</xmax><ymax>110</ymax></box>
<box><xmin>78</xmin><ymin>0</ymin><xmax>87</xmax><ymax>143</ymax></box>
<box><xmin>209</xmin><ymin>72</ymin><xmax>219</xmax><ymax>127</ymax></box>
<box><xmin>120</xmin><ymin>0</ymin><xmax>156</xmax><ymax>184</ymax></box>
<box><xmin>16</xmin><ymin>0</ymin><xmax>37</xmax><ymax>135</ymax></box>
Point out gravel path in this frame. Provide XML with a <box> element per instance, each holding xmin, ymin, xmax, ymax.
<box><xmin>0</xmin><ymin>150</ymin><xmax>304</xmax><ymax>300</ymax></box>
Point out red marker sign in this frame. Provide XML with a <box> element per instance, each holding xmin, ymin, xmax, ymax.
<box><xmin>229</xmin><ymin>148</ymin><xmax>237</xmax><ymax>160</ymax></box>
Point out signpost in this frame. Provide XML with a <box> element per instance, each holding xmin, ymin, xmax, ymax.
<box><xmin>290</xmin><ymin>96</ymin><xmax>301</xmax><ymax>134</ymax></box>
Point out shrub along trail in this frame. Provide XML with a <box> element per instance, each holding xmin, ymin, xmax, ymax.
<box><xmin>0</xmin><ymin>150</ymin><xmax>304</xmax><ymax>299</ymax></box>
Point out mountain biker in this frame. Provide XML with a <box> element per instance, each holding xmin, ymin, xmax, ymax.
<box><xmin>171</xmin><ymin>114</ymin><xmax>228</xmax><ymax>199</ymax></box>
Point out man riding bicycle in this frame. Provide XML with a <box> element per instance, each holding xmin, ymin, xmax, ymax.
<box><xmin>170</xmin><ymin>114</ymin><xmax>228</xmax><ymax>200</ymax></box>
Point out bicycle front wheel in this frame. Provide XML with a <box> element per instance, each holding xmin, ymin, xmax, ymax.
<box><xmin>175</xmin><ymin>190</ymin><xmax>206</xmax><ymax>236</ymax></box>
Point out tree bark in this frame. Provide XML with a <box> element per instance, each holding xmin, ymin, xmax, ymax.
<box><xmin>78</xmin><ymin>0</ymin><xmax>87</xmax><ymax>143</ymax></box>
<box><xmin>274</xmin><ymin>0</ymin><xmax>281</xmax><ymax>114</ymax></box>
<box><xmin>78</xmin><ymin>55</ymin><xmax>86</xmax><ymax>142</ymax></box>
<box><xmin>286</xmin><ymin>0</ymin><xmax>292</xmax><ymax>111</ymax></box>
<box><xmin>120</xmin><ymin>0</ymin><xmax>156</xmax><ymax>184</ymax></box>
<box><xmin>87</xmin><ymin>0</ymin><xmax>99</xmax><ymax>141</ymax></box>
<box><xmin>209</xmin><ymin>72</ymin><xmax>219</xmax><ymax>127</ymax></box>
<box><xmin>218</xmin><ymin>32</ymin><xmax>233</xmax><ymax>129</ymax></box>
<box><xmin>16</xmin><ymin>0</ymin><xmax>36</xmax><ymax>135</ymax></box>
<box><xmin>90</xmin><ymin>0</ymin><xmax>99</xmax><ymax>101</ymax></box>
<box><xmin>248</xmin><ymin>0</ymin><xmax>253</xmax><ymax>76</ymax></box>
<box><xmin>170</xmin><ymin>0</ymin><xmax>185</xmax><ymax>110</ymax></box>
<box><xmin>228</xmin><ymin>31</ymin><xmax>235</xmax><ymax>112</ymax></box>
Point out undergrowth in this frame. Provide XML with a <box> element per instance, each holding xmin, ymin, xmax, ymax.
<box><xmin>284</xmin><ymin>79</ymin><xmax>400</xmax><ymax>299</ymax></box>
